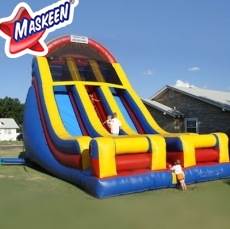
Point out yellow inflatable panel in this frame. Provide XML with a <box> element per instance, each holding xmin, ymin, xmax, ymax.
<box><xmin>88</xmin><ymin>60</ymin><xmax>105</xmax><ymax>82</ymax></box>
<box><xmin>37</xmin><ymin>57</ymin><xmax>91</xmax><ymax>154</ymax></box>
<box><xmin>172</xmin><ymin>173</ymin><xmax>177</xmax><ymax>184</ymax></box>
<box><xmin>213</xmin><ymin>133</ymin><xmax>229</xmax><ymax>163</ymax></box>
<box><xmin>38</xmin><ymin>57</ymin><xmax>77</xmax><ymax>139</ymax></box>
<box><xmin>66</xmin><ymin>58</ymin><xmax>81</xmax><ymax>81</ymax></box>
<box><xmin>146</xmin><ymin>135</ymin><xmax>166</xmax><ymax>170</ymax></box>
<box><xmin>74</xmin><ymin>84</ymin><xmax>111</xmax><ymax>136</ymax></box>
<box><xmin>113</xmin><ymin>135</ymin><xmax>150</xmax><ymax>154</ymax></box>
<box><xmin>179</xmin><ymin>135</ymin><xmax>196</xmax><ymax>168</ymax></box>
<box><xmin>96</xmin><ymin>137</ymin><xmax>117</xmax><ymax>178</ymax></box>
<box><xmin>112</xmin><ymin>63</ymin><xmax>168</xmax><ymax>134</ymax></box>
<box><xmin>192</xmin><ymin>134</ymin><xmax>216</xmax><ymax>148</ymax></box>
<box><xmin>99</xmin><ymin>85</ymin><xmax>138</xmax><ymax>135</ymax></box>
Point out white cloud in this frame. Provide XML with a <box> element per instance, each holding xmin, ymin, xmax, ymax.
<box><xmin>143</xmin><ymin>70</ymin><xmax>154</xmax><ymax>75</ymax></box>
<box><xmin>188</xmin><ymin>67</ymin><xmax>200</xmax><ymax>71</ymax></box>
<box><xmin>174</xmin><ymin>80</ymin><xmax>197</xmax><ymax>88</ymax></box>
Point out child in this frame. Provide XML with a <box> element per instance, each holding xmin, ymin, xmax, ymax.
<box><xmin>170</xmin><ymin>159</ymin><xmax>187</xmax><ymax>191</ymax></box>
<box><xmin>89</xmin><ymin>93</ymin><xmax>99</xmax><ymax>102</ymax></box>
<box><xmin>103</xmin><ymin>115</ymin><xmax>112</xmax><ymax>129</ymax></box>
<box><xmin>89</xmin><ymin>93</ymin><xmax>99</xmax><ymax>107</ymax></box>
<box><xmin>110</xmin><ymin>112</ymin><xmax>122</xmax><ymax>135</ymax></box>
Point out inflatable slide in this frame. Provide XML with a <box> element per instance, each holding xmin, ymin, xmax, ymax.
<box><xmin>23</xmin><ymin>35</ymin><xmax>230</xmax><ymax>198</ymax></box>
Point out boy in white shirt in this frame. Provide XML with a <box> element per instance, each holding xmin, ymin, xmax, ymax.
<box><xmin>170</xmin><ymin>159</ymin><xmax>187</xmax><ymax>191</ymax></box>
<box><xmin>110</xmin><ymin>112</ymin><xmax>122</xmax><ymax>136</ymax></box>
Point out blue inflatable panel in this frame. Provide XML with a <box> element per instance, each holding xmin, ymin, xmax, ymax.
<box><xmin>0</xmin><ymin>158</ymin><xmax>29</xmax><ymax>164</ymax></box>
<box><xmin>184</xmin><ymin>164</ymin><xmax>230</xmax><ymax>184</ymax></box>
<box><xmin>196</xmin><ymin>164</ymin><xmax>230</xmax><ymax>182</ymax></box>
<box><xmin>165</xmin><ymin>137</ymin><xmax>183</xmax><ymax>152</ymax></box>
<box><xmin>32</xmin><ymin>59</ymin><xmax>82</xmax><ymax>154</ymax></box>
<box><xmin>54</xmin><ymin>86</ymin><xmax>83</xmax><ymax>136</ymax></box>
<box><xmin>183</xmin><ymin>167</ymin><xmax>199</xmax><ymax>184</ymax></box>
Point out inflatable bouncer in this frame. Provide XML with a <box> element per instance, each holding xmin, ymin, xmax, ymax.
<box><xmin>23</xmin><ymin>35</ymin><xmax>230</xmax><ymax>198</ymax></box>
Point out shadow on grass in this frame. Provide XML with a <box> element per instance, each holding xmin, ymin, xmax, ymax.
<box><xmin>19</xmin><ymin>151</ymin><xmax>27</xmax><ymax>159</ymax></box>
<box><xmin>222</xmin><ymin>178</ymin><xmax>230</xmax><ymax>186</ymax></box>
<box><xmin>18</xmin><ymin>150</ymin><xmax>54</xmax><ymax>177</ymax></box>
<box><xmin>17</xmin><ymin>153</ymin><xmax>89</xmax><ymax>197</ymax></box>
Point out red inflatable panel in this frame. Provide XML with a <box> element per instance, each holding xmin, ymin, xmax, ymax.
<box><xmin>196</xmin><ymin>162</ymin><xmax>218</xmax><ymax>166</ymax></box>
<box><xmin>195</xmin><ymin>148</ymin><xmax>219</xmax><ymax>163</ymax></box>
<box><xmin>166</xmin><ymin>152</ymin><xmax>184</xmax><ymax>166</ymax></box>
<box><xmin>91</xmin><ymin>158</ymin><xmax>99</xmax><ymax>177</ymax></box>
<box><xmin>116</xmin><ymin>153</ymin><xmax>151</xmax><ymax>172</ymax></box>
<box><xmin>118</xmin><ymin>169</ymin><xmax>153</xmax><ymax>176</ymax></box>
<box><xmin>133</xmin><ymin>169</ymin><xmax>151</xmax><ymax>175</ymax></box>
<box><xmin>117</xmin><ymin>171</ymin><xmax>134</xmax><ymax>176</ymax></box>
<box><xmin>45</xmin><ymin>35</ymin><xmax>117</xmax><ymax>63</ymax></box>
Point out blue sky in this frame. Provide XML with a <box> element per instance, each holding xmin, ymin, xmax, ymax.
<box><xmin>0</xmin><ymin>0</ymin><xmax>230</xmax><ymax>103</ymax></box>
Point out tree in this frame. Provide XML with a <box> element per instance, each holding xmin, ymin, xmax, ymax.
<box><xmin>0</xmin><ymin>97</ymin><xmax>24</xmax><ymax>129</ymax></box>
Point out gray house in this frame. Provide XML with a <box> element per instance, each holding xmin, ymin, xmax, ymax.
<box><xmin>142</xmin><ymin>85</ymin><xmax>230</xmax><ymax>135</ymax></box>
<box><xmin>0</xmin><ymin>118</ymin><xmax>20</xmax><ymax>141</ymax></box>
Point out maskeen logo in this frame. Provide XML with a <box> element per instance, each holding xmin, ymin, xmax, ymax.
<box><xmin>0</xmin><ymin>0</ymin><xmax>79</xmax><ymax>58</ymax></box>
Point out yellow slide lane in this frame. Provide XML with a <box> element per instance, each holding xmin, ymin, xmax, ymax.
<box><xmin>37</xmin><ymin>56</ymin><xmax>91</xmax><ymax>147</ymax></box>
<box><xmin>66</xmin><ymin>58</ymin><xmax>81</xmax><ymax>81</ymax></box>
<box><xmin>73</xmin><ymin>83</ymin><xmax>111</xmax><ymax>136</ymax></box>
<box><xmin>99</xmin><ymin>85</ymin><xmax>138</xmax><ymax>135</ymax></box>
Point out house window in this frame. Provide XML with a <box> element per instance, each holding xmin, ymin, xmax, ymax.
<box><xmin>3</xmin><ymin>129</ymin><xmax>12</xmax><ymax>135</ymax></box>
<box><xmin>185</xmin><ymin>118</ymin><xmax>199</xmax><ymax>133</ymax></box>
<box><xmin>169</xmin><ymin>90</ymin><xmax>174</xmax><ymax>98</ymax></box>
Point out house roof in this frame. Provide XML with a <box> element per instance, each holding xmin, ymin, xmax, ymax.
<box><xmin>149</xmin><ymin>85</ymin><xmax>230</xmax><ymax>111</ymax></box>
<box><xmin>0</xmin><ymin>118</ymin><xmax>19</xmax><ymax>129</ymax></box>
<box><xmin>142</xmin><ymin>99</ymin><xmax>185</xmax><ymax>118</ymax></box>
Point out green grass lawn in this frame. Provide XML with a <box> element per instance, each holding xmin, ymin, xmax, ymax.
<box><xmin>0</xmin><ymin>140</ymin><xmax>23</xmax><ymax>146</ymax></box>
<box><xmin>1</xmin><ymin>148</ymin><xmax>230</xmax><ymax>229</ymax></box>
